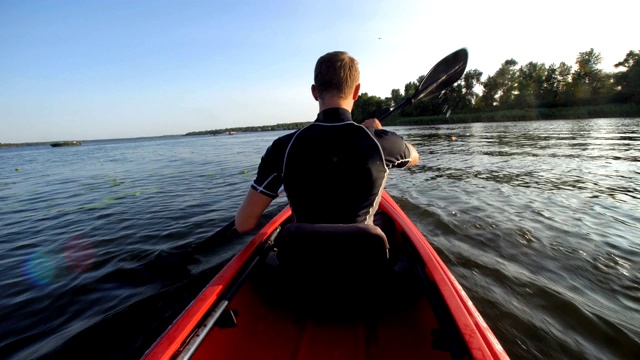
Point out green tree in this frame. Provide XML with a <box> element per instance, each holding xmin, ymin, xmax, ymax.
<box><xmin>352</xmin><ymin>92</ymin><xmax>384</xmax><ymax>122</ymax></box>
<box><xmin>613</xmin><ymin>50</ymin><xmax>640</xmax><ymax>104</ymax></box>
<box><xmin>390</xmin><ymin>88</ymin><xmax>404</xmax><ymax>108</ymax></box>
<box><xmin>515</xmin><ymin>62</ymin><xmax>547</xmax><ymax>109</ymax></box>
<box><xmin>462</xmin><ymin>69</ymin><xmax>483</xmax><ymax>110</ymax></box>
<box><xmin>478</xmin><ymin>59</ymin><xmax>518</xmax><ymax>109</ymax></box>
<box><xmin>404</xmin><ymin>80</ymin><xmax>418</xmax><ymax>97</ymax></box>
<box><xmin>477</xmin><ymin>74</ymin><xmax>499</xmax><ymax>110</ymax></box>
<box><xmin>570</xmin><ymin>48</ymin><xmax>610</xmax><ymax>104</ymax></box>
<box><xmin>400</xmin><ymin>80</ymin><xmax>419</xmax><ymax>117</ymax></box>
<box><xmin>541</xmin><ymin>62</ymin><xmax>572</xmax><ymax>107</ymax></box>
<box><xmin>496</xmin><ymin>59</ymin><xmax>520</xmax><ymax>108</ymax></box>
<box><xmin>443</xmin><ymin>82</ymin><xmax>466</xmax><ymax>114</ymax></box>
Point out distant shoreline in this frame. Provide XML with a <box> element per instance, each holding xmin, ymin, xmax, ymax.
<box><xmin>0</xmin><ymin>134</ymin><xmax>182</xmax><ymax>149</ymax></box>
<box><xmin>3</xmin><ymin>104</ymin><xmax>638</xmax><ymax>148</ymax></box>
<box><xmin>184</xmin><ymin>104</ymin><xmax>640</xmax><ymax>136</ymax></box>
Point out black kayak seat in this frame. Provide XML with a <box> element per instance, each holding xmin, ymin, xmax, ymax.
<box><xmin>275</xmin><ymin>223</ymin><xmax>390</xmax><ymax>277</ymax></box>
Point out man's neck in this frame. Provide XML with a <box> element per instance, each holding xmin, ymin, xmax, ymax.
<box><xmin>318</xmin><ymin>97</ymin><xmax>353</xmax><ymax>112</ymax></box>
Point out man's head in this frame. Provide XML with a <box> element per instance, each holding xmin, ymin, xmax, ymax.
<box><xmin>312</xmin><ymin>51</ymin><xmax>360</xmax><ymax>101</ymax></box>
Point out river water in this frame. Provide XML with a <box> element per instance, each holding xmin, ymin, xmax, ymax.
<box><xmin>1</xmin><ymin>118</ymin><xmax>639</xmax><ymax>359</ymax></box>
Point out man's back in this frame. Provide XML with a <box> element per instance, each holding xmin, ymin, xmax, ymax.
<box><xmin>283</xmin><ymin>109</ymin><xmax>387</xmax><ymax>224</ymax></box>
<box><xmin>234</xmin><ymin>51</ymin><xmax>418</xmax><ymax>234</ymax></box>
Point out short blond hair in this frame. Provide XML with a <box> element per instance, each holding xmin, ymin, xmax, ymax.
<box><xmin>314</xmin><ymin>51</ymin><xmax>360</xmax><ymax>99</ymax></box>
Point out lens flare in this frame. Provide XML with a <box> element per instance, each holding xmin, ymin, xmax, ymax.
<box><xmin>63</xmin><ymin>235</ymin><xmax>96</xmax><ymax>273</ymax></box>
<box><xmin>22</xmin><ymin>235</ymin><xmax>96</xmax><ymax>286</ymax></box>
<box><xmin>22</xmin><ymin>251</ymin><xmax>57</xmax><ymax>286</ymax></box>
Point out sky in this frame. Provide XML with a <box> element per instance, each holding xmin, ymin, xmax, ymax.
<box><xmin>0</xmin><ymin>0</ymin><xmax>636</xmax><ymax>143</ymax></box>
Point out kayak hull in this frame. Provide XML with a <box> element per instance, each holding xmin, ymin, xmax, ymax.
<box><xmin>143</xmin><ymin>191</ymin><xmax>509</xmax><ymax>360</ymax></box>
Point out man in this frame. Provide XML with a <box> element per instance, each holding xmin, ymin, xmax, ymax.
<box><xmin>235</xmin><ymin>51</ymin><xmax>419</xmax><ymax>234</ymax></box>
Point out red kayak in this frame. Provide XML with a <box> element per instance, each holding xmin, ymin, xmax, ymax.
<box><xmin>143</xmin><ymin>191</ymin><xmax>509</xmax><ymax>360</ymax></box>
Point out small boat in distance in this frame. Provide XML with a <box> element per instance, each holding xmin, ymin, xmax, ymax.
<box><xmin>50</xmin><ymin>141</ymin><xmax>82</xmax><ymax>147</ymax></box>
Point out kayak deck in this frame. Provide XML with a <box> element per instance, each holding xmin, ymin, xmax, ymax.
<box><xmin>192</xmin><ymin>260</ymin><xmax>456</xmax><ymax>360</ymax></box>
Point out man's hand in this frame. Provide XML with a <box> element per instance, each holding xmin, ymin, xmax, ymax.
<box><xmin>361</xmin><ymin>118</ymin><xmax>382</xmax><ymax>130</ymax></box>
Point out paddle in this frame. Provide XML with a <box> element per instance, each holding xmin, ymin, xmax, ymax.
<box><xmin>378</xmin><ymin>48</ymin><xmax>468</xmax><ymax>122</ymax></box>
<box><xmin>188</xmin><ymin>218</ymin><xmax>238</xmax><ymax>254</ymax></box>
<box><xmin>102</xmin><ymin>219</ymin><xmax>239</xmax><ymax>285</ymax></box>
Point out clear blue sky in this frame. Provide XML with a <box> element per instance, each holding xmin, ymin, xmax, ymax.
<box><xmin>0</xmin><ymin>0</ymin><xmax>635</xmax><ymax>143</ymax></box>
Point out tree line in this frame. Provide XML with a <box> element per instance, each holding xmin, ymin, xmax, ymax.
<box><xmin>186</xmin><ymin>48</ymin><xmax>639</xmax><ymax>136</ymax></box>
<box><xmin>352</xmin><ymin>48</ymin><xmax>640</xmax><ymax>123</ymax></box>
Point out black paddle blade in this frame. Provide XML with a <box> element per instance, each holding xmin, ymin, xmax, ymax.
<box><xmin>415</xmin><ymin>48</ymin><xmax>468</xmax><ymax>102</ymax></box>
<box><xmin>189</xmin><ymin>219</ymin><xmax>237</xmax><ymax>254</ymax></box>
<box><xmin>379</xmin><ymin>48</ymin><xmax>468</xmax><ymax>122</ymax></box>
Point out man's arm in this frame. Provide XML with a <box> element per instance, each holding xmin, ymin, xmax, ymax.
<box><xmin>361</xmin><ymin>118</ymin><xmax>419</xmax><ymax>168</ymax></box>
<box><xmin>235</xmin><ymin>134</ymin><xmax>291</xmax><ymax>234</ymax></box>
<box><xmin>235</xmin><ymin>188</ymin><xmax>274</xmax><ymax>234</ymax></box>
